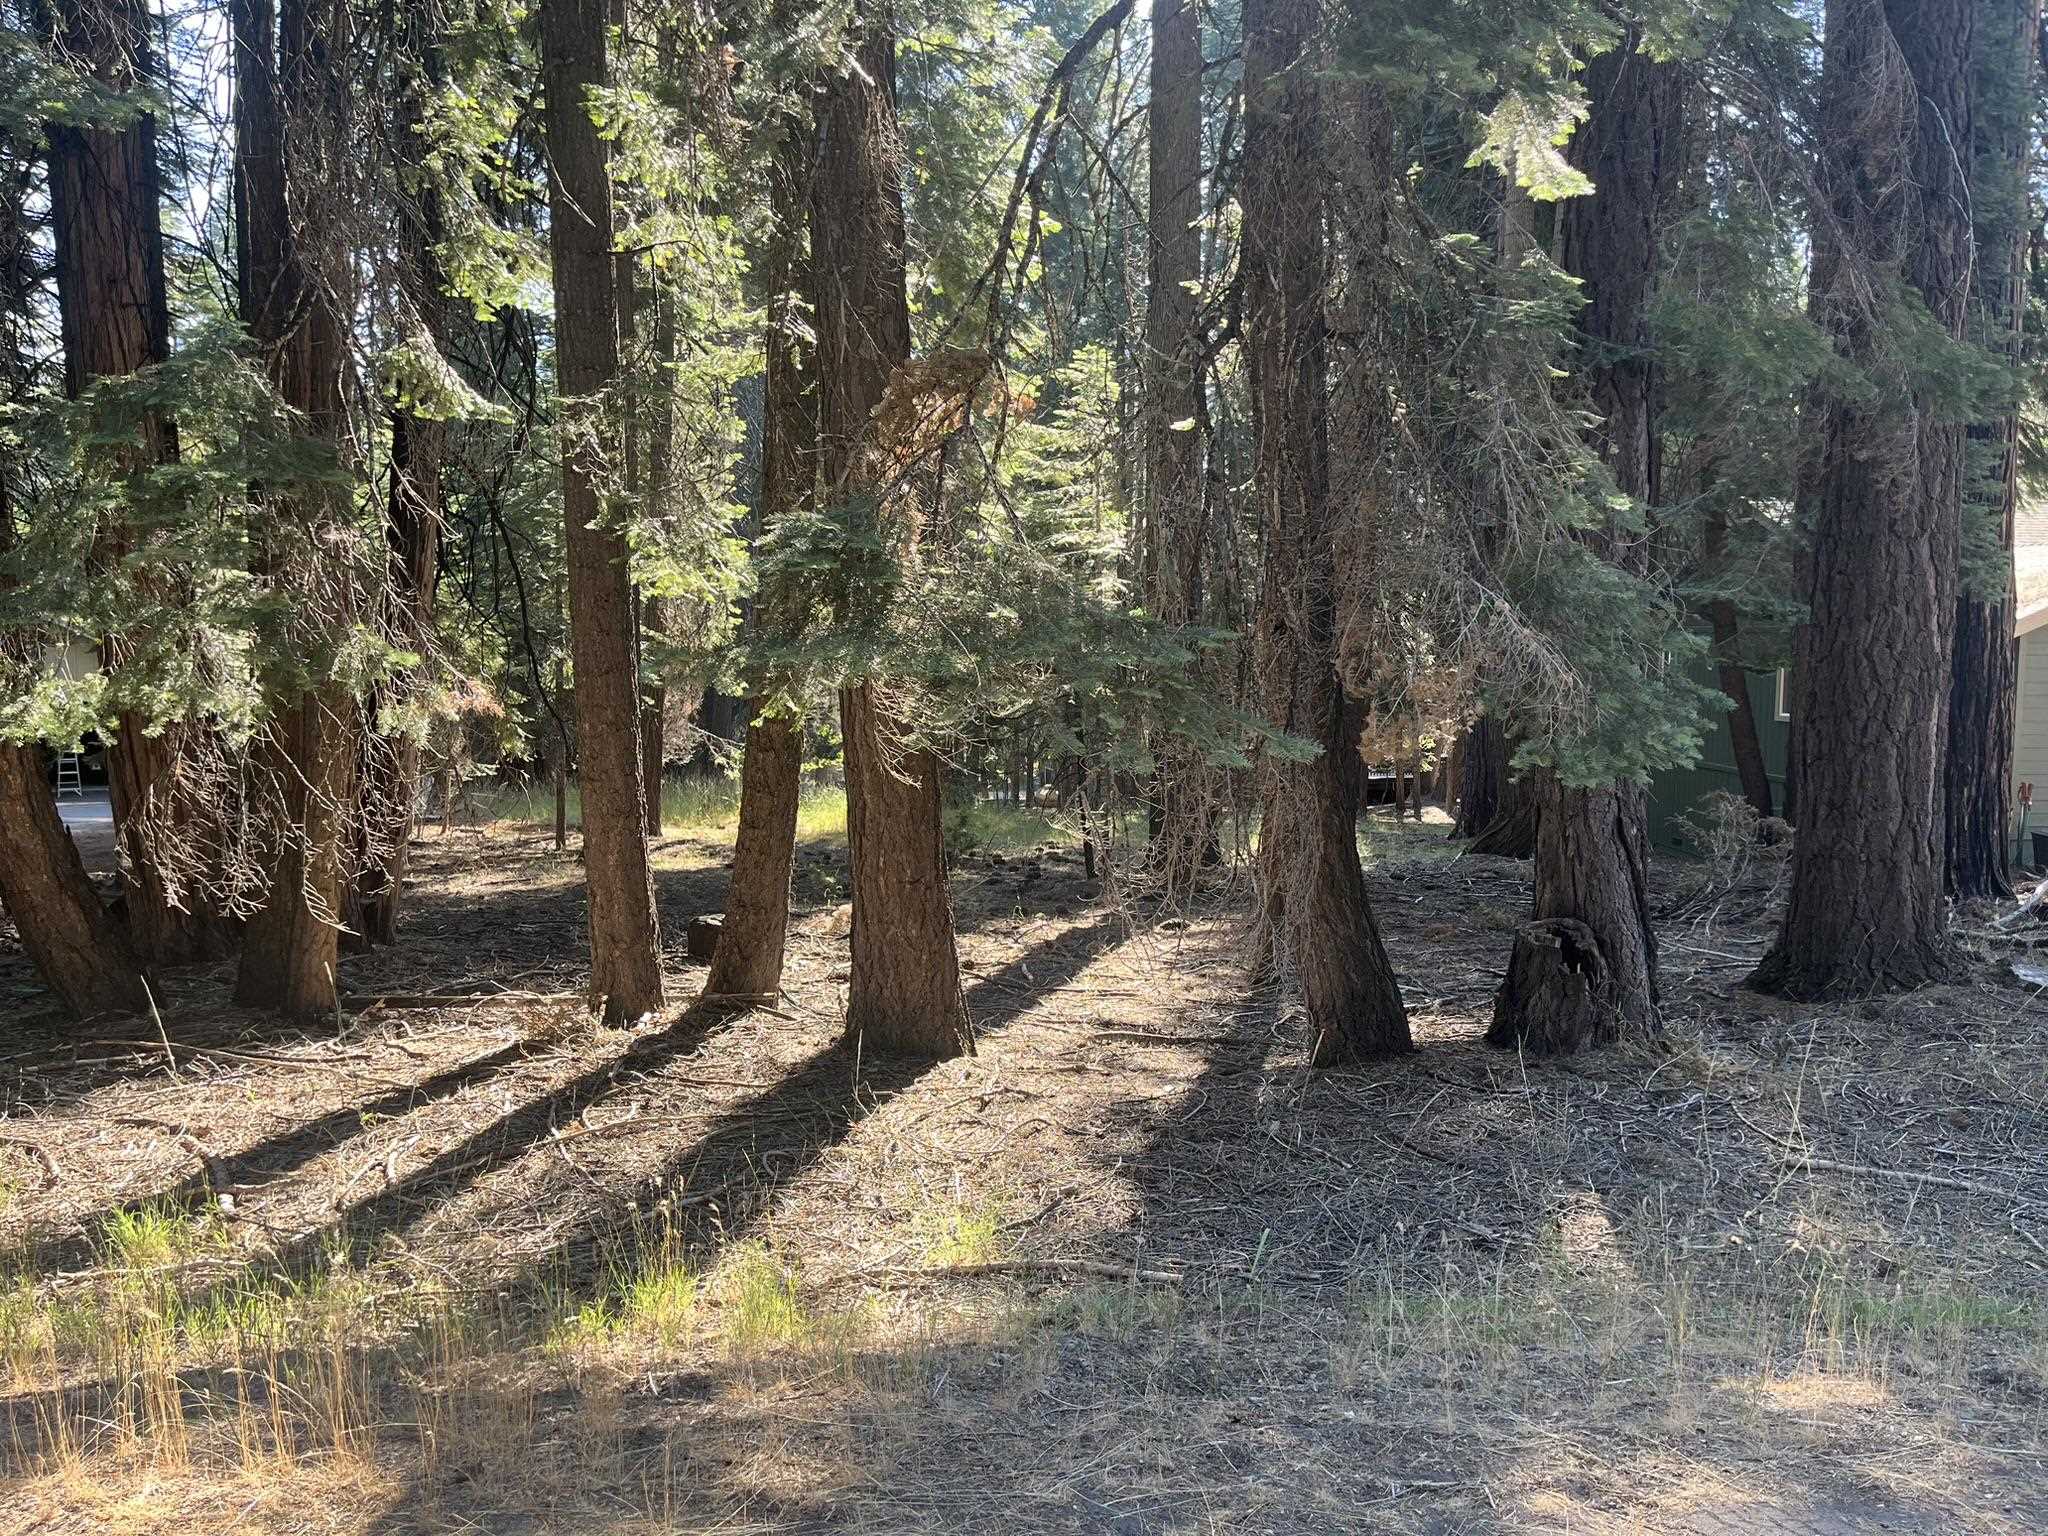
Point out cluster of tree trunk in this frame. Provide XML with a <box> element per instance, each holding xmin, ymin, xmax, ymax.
<box><xmin>0</xmin><ymin>0</ymin><xmax>2030</xmax><ymax>1065</ymax></box>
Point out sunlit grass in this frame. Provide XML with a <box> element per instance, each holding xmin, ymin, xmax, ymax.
<box><xmin>919</xmin><ymin>1197</ymin><xmax>1008</xmax><ymax>1268</ymax></box>
<box><xmin>719</xmin><ymin>1242</ymin><xmax>808</xmax><ymax>1352</ymax></box>
<box><xmin>943</xmin><ymin>800</ymin><xmax>1078</xmax><ymax>855</ymax></box>
<box><xmin>476</xmin><ymin>775</ymin><xmax>852</xmax><ymax>841</ymax></box>
<box><xmin>545</xmin><ymin>1243</ymin><xmax>702</xmax><ymax>1356</ymax></box>
<box><xmin>101</xmin><ymin>1201</ymin><xmax>228</xmax><ymax>1271</ymax></box>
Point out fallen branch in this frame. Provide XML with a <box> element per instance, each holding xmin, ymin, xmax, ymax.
<box><xmin>83</xmin><ymin>1037</ymin><xmax>374</xmax><ymax>1067</ymax></box>
<box><xmin>1996</xmin><ymin>880</ymin><xmax>2048</xmax><ymax>930</ymax></box>
<box><xmin>345</xmin><ymin>991</ymin><xmax>580</xmax><ymax>1011</ymax></box>
<box><xmin>1780</xmin><ymin>1152</ymin><xmax>2013</xmax><ymax>1201</ymax></box>
<box><xmin>847</xmin><ymin>1257</ymin><xmax>1183</xmax><ymax>1288</ymax></box>
<box><xmin>0</xmin><ymin>1133</ymin><xmax>60</xmax><ymax>1186</ymax></box>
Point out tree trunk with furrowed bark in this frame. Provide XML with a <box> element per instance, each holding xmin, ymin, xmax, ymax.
<box><xmin>230</xmin><ymin>0</ymin><xmax>362</xmax><ymax>1021</ymax></box>
<box><xmin>1752</xmin><ymin>0</ymin><xmax>1973</xmax><ymax>996</ymax></box>
<box><xmin>1492</xmin><ymin>26</ymin><xmax>1676</xmax><ymax>1053</ymax></box>
<box><xmin>538</xmin><ymin>0</ymin><xmax>666</xmax><ymax>1024</ymax></box>
<box><xmin>1143</xmin><ymin>0</ymin><xmax>1218</xmax><ymax>889</ymax></box>
<box><xmin>1243</xmin><ymin>0</ymin><xmax>1408</xmax><ymax>1064</ymax></box>
<box><xmin>44</xmin><ymin>0</ymin><xmax>234</xmax><ymax>966</ymax></box>
<box><xmin>1944</xmin><ymin>0</ymin><xmax>2037</xmax><ymax>903</ymax></box>
<box><xmin>812</xmin><ymin>6</ymin><xmax>971</xmax><ymax>1059</ymax></box>
<box><xmin>705</xmin><ymin>110</ymin><xmax>814</xmax><ymax>1004</ymax></box>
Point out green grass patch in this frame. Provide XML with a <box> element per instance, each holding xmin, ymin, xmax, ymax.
<box><xmin>719</xmin><ymin>1242</ymin><xmax>808</xmax><ymax>1352</ymax></box>
<box><xmin>479</xmin><ymin>775</ymin><xmax>850</xmax><ymax>841</ymax></box>
<box><xmin>943</xmin><ymin>800</ymin><xmax>1078</xmax><ymax>856</ymax></box>
<box><xmin>919</xmin><ymin>1198</ymin><xmax>1009</xmax><ymax>1267</ymax></box>
<box><xmin>101</xmin><ymin>1199</ymin><xmax>229</xmax><ymax>1270</ymax></box>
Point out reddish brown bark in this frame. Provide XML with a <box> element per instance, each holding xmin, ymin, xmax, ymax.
<box><xmin>812</xmin><ymin>8</ymin><xmax>970</xmax><ymax>1059</ymax></box>
<box><xmin>0</xmin><ymin>743</ymin><xmax>152</xmax><ymax>1016</ymax></box>
<box><xmin>1490</xmin><ymin>779</ymin><xmax>1657</xmax><ymax>1050</ymax></box>
<box><xmin>0</xmin><ymin>360</ymin><xmax>150</xmax><ymax>1013</ymax></box>
<box><xmin>43</xmin><ymin>0</ymin><xmax>231</xmax><ymax>966</ymax></box>
<box><xmin>230</xmin><ymin>0</ymin><xmax>362</xmax><ymax>1020</ymax></box>
<box><xmin>704</xmin><ymin>121</ymin><xmax>814</xmax><ymax>1004</ymax></box>
<box><xmin>538</xmin><ymin>0</ymin><xmax>666</xmax><ymax>1024</ymax></box>
<box><xmin>1243</xmin><ymin>0</ymin><xmax>1408</xmax><ymax>1064</ymax></box>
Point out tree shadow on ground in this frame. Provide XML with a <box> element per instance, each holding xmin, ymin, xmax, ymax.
<box><xmin>0</xmin><ymin>917</ymin><xmax>1138</xmax><ymax>1518</ymax></box>
<box><xmin>518</xmin><ymin>910</ymin><xmax>1131</xmax><ymax>1303</ymax></box>
<box><xmin>0</xmin><ymin>1036</ymin><xmax>548</xmax><ymax>1278</ymax></box>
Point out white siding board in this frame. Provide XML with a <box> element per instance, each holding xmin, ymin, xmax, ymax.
<box><xmin>2014</xmin><ymin>632</ymin><xmax>2048</xmax><ymax>841</ymax></box>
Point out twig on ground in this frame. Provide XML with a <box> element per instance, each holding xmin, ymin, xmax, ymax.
<box><xmin>345</xmin><ymin>991</ymin><xmax>581</xmax><ymax>1011</ymax></box>
<box><xmin>846</xmin><ymin>1256</ymin><xmax>1184</xmax><ymax>1288</ymax></box>
<box><xmin>1781</xmin><ymin>1152</ymin><xmax>2015</xmax><ymax>1201</ymax></box>
<box><xmin>0</xmin><ymin>1133</ymin><xmax>60</xmax><ymax>1186</ymax></box>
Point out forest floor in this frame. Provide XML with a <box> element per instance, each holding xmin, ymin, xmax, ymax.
<box><xmin>1</xmin><ymin>805</ymin><xmax>2046</xmax><ymax>1534</ymax></box>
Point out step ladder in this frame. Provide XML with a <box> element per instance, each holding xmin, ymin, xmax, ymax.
<box><xmin>54</xmin><ymin>753</ymin><xmax>82</xmax><ymax>798</ymax></box>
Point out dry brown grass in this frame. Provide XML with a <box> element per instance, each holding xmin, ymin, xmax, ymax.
<box><xmin>0</xmin><ymin>809</ymin><xmax>2044</xmax><ymax>1533</ymax></box>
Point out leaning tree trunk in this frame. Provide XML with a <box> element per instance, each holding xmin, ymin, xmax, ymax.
<box><xmin>43</xmin><ymin>0</ymin><xmax>229</xmax><ymax>966</ymax></box>
<box><xmin>1143</xmin><ymin>0</ymin><xmax>1217</xmax><ymax>889</ymax></box>
<box><xmin>0</xmin><ymin>742</ymin><xmax>152</xmax><ymax>1017</ymax></box>
<box><xmin>1492</xmin><ymin>28</ymin><xmax>1676</xmax><ymax>1054</ymax></box>
<box><xmin>1752</xmin><ymin>0</ymin><xmax>1972</xmax><ymax>997</ymax></box>
<box><xmin>704</xmin><ymin>116</ymin><xmax>814</xmax><ymax>1004</ymax></box>
<box><xmin>1709</xmin><ymin>602</ymin><xmax>1775</xmax><ymax>822</ymax></box>
<box><xmin>0</xmin><ymin>412</ymin><xmax>151</xmax><ymax>1015</ymax></box>
<box><xmin>0</xmin><ymin>77</ymin><xmax>150</xmax><ymax>1018</ymax></box>
<box><xmin>1944</xmin><ymin>0</ymin><xmax>2038</xmax><ymax>902</ymax></box>
<box><xmin>230</xmin><ymin>0</ymin><xmax>362</xmax><ymax>1020</ymax></box>
<box><xmin>1243</xmin><ymin>0</ymin><xmax>1408</xmax><ymax>1064</ymax></box>
<box><xmin>539</xmin><ymin>0</ymin><xmax>665</xmax><ymax>1024</ymax></box>
<box><xmin>812</xmin><ymin>9</ymin><xmax>971</xmax><ymax>1059</ymax></box>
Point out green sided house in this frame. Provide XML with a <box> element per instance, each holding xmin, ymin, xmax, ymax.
<box><xmin>1647</xmin><ymin>667</ymin><xmax>1791</xmax><ymax>851</ymax></box>
<box><xmin>1650</xmin><ymin>515</ymin><xmax>2048</xmax><ymax>856</ymax></box>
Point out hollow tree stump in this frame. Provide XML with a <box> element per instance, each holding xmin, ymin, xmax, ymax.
<box><xmin>1487</xmin><ymin>917</ymin><xmax>1616</xmax><ymax>1055</ymax></box>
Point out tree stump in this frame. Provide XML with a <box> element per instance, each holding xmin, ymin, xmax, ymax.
<box><xmin>685</xmin><ymin>916</ymin><xmax>722</xmax><ymax>962</ymax></box>
<box><xmin>1487</xmin><ymin>918</ymin><xmax>1616</xmax><ymax>1055</ymax></box>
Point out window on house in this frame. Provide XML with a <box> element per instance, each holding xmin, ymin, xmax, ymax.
<box><xmin>1774</xmin><ymin>668</ymin><xmax>1792</xmax><ymax>722</ymax></box>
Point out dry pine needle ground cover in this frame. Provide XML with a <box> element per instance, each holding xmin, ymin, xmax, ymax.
<box><xmin>0</xmin><ymin>808</ymin><xmax>2045</xmax><ymax>1535</ymax></box>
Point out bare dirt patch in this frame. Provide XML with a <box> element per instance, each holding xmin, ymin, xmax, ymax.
<box><xmin>1</xmin><ymin>812</ymin><xmax>2044</xmax><ymax>1534</ymax></box>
